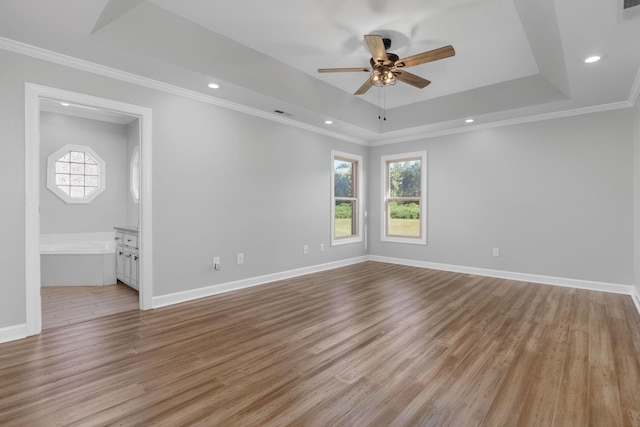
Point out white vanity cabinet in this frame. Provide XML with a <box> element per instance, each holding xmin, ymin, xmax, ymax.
<box><xmin>114</xmin><ymin>226</ymin><xmax>139</xmax><ymax>290</ymax></box>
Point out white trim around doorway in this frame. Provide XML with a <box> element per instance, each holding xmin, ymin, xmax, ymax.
<box><xmin>25</xmin><ymin>83</ymin><xmax>153</xmax><ymax>337</ymax></box>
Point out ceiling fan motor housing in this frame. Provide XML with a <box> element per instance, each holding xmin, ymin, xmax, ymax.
<box><xmin>370</xmin><ymin>53</ymin><xmax>399</xmax><ymax>67</ymax></box>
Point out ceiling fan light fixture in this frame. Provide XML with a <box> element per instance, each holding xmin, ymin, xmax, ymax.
<box><xmin>370</xmin><ymin>66</ymin><xmax>397</xmax><ymax>87</ymax></box>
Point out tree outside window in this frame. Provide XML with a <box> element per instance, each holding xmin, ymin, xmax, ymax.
<box><xmin>382</xmin><ymin>152</ymin><xmax>427</xmax><ymax>244</ymax></box>
<box><xmin>331</xmin><ymin>151</ymin><xmax>363</xmax><ymax>246</ymax></box>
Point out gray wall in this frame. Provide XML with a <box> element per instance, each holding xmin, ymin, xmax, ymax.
<box><xmin>369</xmin><ymin>110</ymin><xmax>634</xmax><ymax>285</ymax></box>
<box><xmin>149</xmin><ymin>95</ymin><xmax>367</xmax><ymax>296</ymax></box>
<box><xmin>0</xmin><ymin>48</ymin><xmax>367</xmax><ymax>328</ymax></box>
<box><xmin>40</xmin><ymin>112</ymin><xmax>128</xmax><ymax>234</ymax></box>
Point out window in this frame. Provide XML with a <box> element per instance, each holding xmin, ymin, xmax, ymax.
<box><xmin>331</xmin><ymin>151</ymin><xmax>363</xmax><ymax>246</ymax></box>
<box><xmin>47</xmin><ymin>144</ymin><xmax>106</xmax><ymax>204</ymax></box>
<box><xmin>381</xmin><ymin>151</ymin><xmax>427</xmax><ymax>244</ymax></box>
<box><xmin>130</xmin><ymin>146</ymin><xmax>140</xmax><ymax>203</ymax></box>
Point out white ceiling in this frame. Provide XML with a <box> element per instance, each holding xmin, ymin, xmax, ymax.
<box><xmin>1</xmin><ymin>0</ymin><xmax>639</xmax><ymax>143</ymax></box>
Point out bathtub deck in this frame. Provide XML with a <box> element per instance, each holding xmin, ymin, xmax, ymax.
<box><xmin>42</xmin><ymin>283</ymin><xmax>139</xmax><ymax>329</ymax></box>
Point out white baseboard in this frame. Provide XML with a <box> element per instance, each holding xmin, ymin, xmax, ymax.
<box><xmin>368</xmin><ymin>255</ymin><xmax>635</xmax><ymax>296</ymax></box>
<box><xmin>153</xmin><ymin>254</ymin><xmax>640</xmax><ymax>315</ymax></box>
<box><xmin>0</xmin><ymin>324</ymin><xmax>27</xmax><ymax>344</ymax></box>
<box><xmin>152</xmin><ymin>256</ymin><xmax>368</xmax><ymax>309</ymax></box>
<box><xmin>632</xmin><ymin>287</ymin><xmax>640</xmax><ymax>316</ymax></box>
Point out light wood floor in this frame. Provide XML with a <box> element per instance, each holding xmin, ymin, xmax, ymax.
<box><xmin>2</xmin><ymin>262</ymin><xmax>640</xmax><ymax>426</ymax></box>
<box><xmin>42</xmin><ymin>282</ymin><xmax>139</xmax><ymax>329</ymax></box>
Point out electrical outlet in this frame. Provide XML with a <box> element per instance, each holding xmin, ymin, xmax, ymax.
<box><xmin>320</xmin><ymin>243</ymin><xmax>325</xmax><ymax>252</ymax></box>
<box><xmin>213</xmin><ymin>256</ymin><xmax>220</xmax><ymax>270</ymax></box>
<box><xmin>493</xmin><ymin>248</ymin><xmax>500</xmax><ymax>257</ymax></box>
<box><xmin>237</xmin><ymin>253</ymin><xmax>244</xmax><ymax>265</ymax></box>
<box><xmin>303</xmin><ymin>245</ymin><xmax>309</xmax><ymax>255</ymax></box>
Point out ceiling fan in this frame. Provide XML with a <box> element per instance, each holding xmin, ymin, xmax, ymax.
<box><xmin>318</xmin><ymin>34</ymin><xmax>455</xmax><ymax>95</ymax></box>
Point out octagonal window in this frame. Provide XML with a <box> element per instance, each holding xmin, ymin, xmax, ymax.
<box><xmin>47</xmin><ymin>144</ymin><xmax>106</xmax><ymax>204</ymax></box>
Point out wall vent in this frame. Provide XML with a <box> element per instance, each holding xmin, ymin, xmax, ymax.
<box><xmin>273</xmin><ymin>109</ymin><xmax>292</xmax><ymax>117</ymax></box>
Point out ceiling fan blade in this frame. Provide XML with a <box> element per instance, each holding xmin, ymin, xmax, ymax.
<box><xmin>364</xmin><ymin>35</ymin><xmax>388</xmax><ymax>64</ymax></box>
<box><xmin>318</xmin><ymin>67</ymin><xmax>371</xmax><ymax>73</ymax></box>
<box><xmin>395</xmin><ymin>45</ymin><xmax>455</xmax><ymax>68</ymax></box>
<box><xmin>354</xmin><ymin>79</ymin><xmax>373</xmax><ymax>95</ymax></box>
<box><xmin>395</xmin><ymin>70</ymin><xmax>431</xmax><ymax>89</ymax></box>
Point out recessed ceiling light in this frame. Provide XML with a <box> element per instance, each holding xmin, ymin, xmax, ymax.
<box><xmin>584</xmin><ymin>55</ymin><xmax>601</xmax><ymax>64</ymax></box>
<box><xmin>465</xmin><ymin>118</ymin><xmax>474</xmax><ymax>123</ymax></box>
<box><xmin>60</xmin><ymin>102</ymin><xmax>70</xmax><ymax>107</ymax></box>
<box><xmin>207</xmin><ymin>83</ymin><xmax>220</xmax><ymax>89</ymax></box>
<box><xmin>324</xmin><ymin>120</ymin><xmax>333</xmax><ymax>125</ymax></box>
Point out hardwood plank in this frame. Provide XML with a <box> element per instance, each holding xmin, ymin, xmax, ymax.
<box><xmin>480</xmin><ymin>322</ymin><xmax>548</xmax><ymax>426</ymax></box>
<box><xmin>589</xmin><ymin>366</ymin><xmax>623</xmax><ymax>427</ymax></box>
<box><xmin>41</xmin><ymin>283</ymin><xmax>138</xmax><ymax>330</ymax></box>
<box><xmin>0</xmin><ymin>262</ymin><xmax>638</xmax><ymax>426</ymax></box>
<box><xmin>608</xmin><ymin>317</ymin><xmax>640</xmax><ymax>418</ymax></box>
<box><xmin>552</xmin><ymin>330</ymin><xmax>590</xmax><ymax>426</ymax></box>
<box><xmin>516</xmin><ymin>292</ymin><xmax>574</xmax><ymax>426</ymax></box>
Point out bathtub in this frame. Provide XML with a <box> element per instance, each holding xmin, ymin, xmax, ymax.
<box><xmin>40</xmin><ymin>232</ymin><xmax>117</xmax><ymax>286</ymax></box>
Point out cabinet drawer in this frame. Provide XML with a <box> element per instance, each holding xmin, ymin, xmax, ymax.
<box><xmin>115</xmin><ymin>232</ymin><xmax>124</xmax><ymax>244</ymax></box>
<box><xmin>123</xmin><ymin>234</ymin><xmax>138</xmax><ymax>248</ymax></box>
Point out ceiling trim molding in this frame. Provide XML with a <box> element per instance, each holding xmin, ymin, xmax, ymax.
<box><xmin>1</xmin><ymin>36</ymin><xmax>638</xmax><ymax>148</ymax></box>
<box><xmin>0</xmin><ymin>36</ymin><xmax>367</xmax><ymax>146</ymax></box>
<box><xmin>370</xmin><ymin>101</ymin><xmax>633</xmax><ymax>146</ymax></box>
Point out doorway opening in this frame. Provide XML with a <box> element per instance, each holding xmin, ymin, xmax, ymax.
<box><xmin>25</xmin><ymin>84</ymin><xmax>153</xmax><ymax>336</ymax></box>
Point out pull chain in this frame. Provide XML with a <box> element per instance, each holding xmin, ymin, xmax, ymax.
<box><xmin>383</xmin><ymin>87</ymin><xmax>387</xmax><ymax>121</ymax></box>
<box><xmin>378</xmin><ymin>87</ymin><xmax>387</xmax><ymax>121</ymax></box>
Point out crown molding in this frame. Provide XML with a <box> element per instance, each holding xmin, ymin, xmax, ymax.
<box><xmin>1</xmin><ymin>36</ymin><xmax>638</xmax><ymax>148</ymax></box>
<box><xmin>370</xmin><ymin>100</ymin><xmax>633</xmax><ymax>146</ymax></box>
<box><xmin>0</xmin><ymin>37</ymin><xmax>366</xmax><ymax>146</ymax></box>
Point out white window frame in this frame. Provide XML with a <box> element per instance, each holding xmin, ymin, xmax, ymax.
<box><xmin>130</xmin><ymin>145</ymin><xmax>140</xmax><ymax>203</ymax></box>
<box><xmin>331</xmin><ymin>150</ymin><xmax>363</xmax><ymax>246</ymax></box>
<box><xmin>47</xmin><ymin>143</ymin><xmax>106</xmax><ymax>204</ymax></box>
<box><xmin>381</xmin><ymin>151</ymin><xmax>427</xmax><ymax>245</ymax></box>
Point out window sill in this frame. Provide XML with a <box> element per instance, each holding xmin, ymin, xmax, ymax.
<box><xmin>331</xmin><ymin>236</ymin><xmax>363</xmax><ymax>247</ymax></box>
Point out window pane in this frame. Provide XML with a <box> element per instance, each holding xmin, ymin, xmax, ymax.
<box><xmin>55</xmin><ymin>162</ymin><xmax>69</xmax><ymax>173</ymax></box>
<box><xmin>70</xmin><ymin>186</ymin><xmax>84</xmax><ymax>198</ymax></box>
<box><xmin>334</xmin><ymin>159</ymin><xmax>354</xmax><ymax>198</ymax></box>
<box><xmin>70</xmin><ymin>151</ymin><xmax>84</xmax><ymax>163</ymax></box>
<box><xmin>70</xmin><ymin>174</ymin><xmax>84</xmax><ymax>186</ymax></box>
<box><xmin>84</xmin><ymin>153</ymin><xmax>98</xmax><ymax>164</ymax></box>
<box><xmin>70</xmin><ymin>163</ymin><xmax>84</xmax><ymax>174</ymax></box>
<box><xmin>85</xmin><ymin>164</ymin><xmax>98</xmax><ymax>175</ymax></box>
<box><xmin>55</xmin><ymin>174</ymin><xmax>70</xmax><ymax>185</ymax></box>
<box><xmin>85</xmin><ymin>186</ymin><xmax>97</xmax><ymax>196</ymax></box>
<box><xmin>388</xmin><ymin>200</ymin><xmax>421</xmax><ymax>237</ymax></box>
<box><xmin>85</xmin><ymin>176</ymin><xmax>98</xmax><ymax>187</ymax></box>
<box><xmin>334</xmin><ymin>200</ymin><xmax>356</xmax><ymax>238</ymax></box>
<box><xmin>388</xmin><ymin>160</ymin><xmax>421</xmax><ymax>198</ymax></box>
